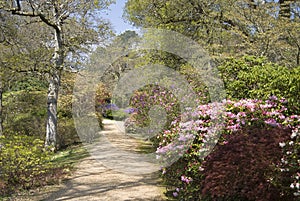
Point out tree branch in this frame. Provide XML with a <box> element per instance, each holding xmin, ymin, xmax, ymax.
<box><xmin>3</xmin><ymin>0</ymin><xmax>58</xmax><ymax>30</ymax></box>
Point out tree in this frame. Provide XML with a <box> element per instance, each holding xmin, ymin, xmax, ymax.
<box><xmin>0</xmin><ymin>8</ymin><xmax>56</xmax><ymax>138</ymax></box>
<box><xmin>124</xmin><ymin>0</ymin><xmax>300</xmax><ymax>67</ymax></box>
<box><xmin>0</xmin><ymin>0</ymin><xmax>113</xmax><ymax>149</ymax></box>
<box><xmin>92</xmin><ymin>30</ymin><xmax>141</xmax><ymax>90</ymax></box>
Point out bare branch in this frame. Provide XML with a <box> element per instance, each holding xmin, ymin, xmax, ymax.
<box><xmin>3</xmin><ymin>0</ymin><xmax>58</xmax><ymax>30</ymax></box>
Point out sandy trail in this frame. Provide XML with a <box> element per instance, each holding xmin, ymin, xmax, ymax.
<box><xmin>11</xmin><ymin>119</ymin><xmax>166</xmax><ymax>201</ymax></box>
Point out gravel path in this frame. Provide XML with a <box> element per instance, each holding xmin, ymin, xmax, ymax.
<box><xmin>11</xmin><ymin>119</ymin><xmax>166</xmax><ymax>201</ymax></box>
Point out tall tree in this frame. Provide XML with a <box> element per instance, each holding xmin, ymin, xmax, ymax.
<box><xmin>124</xmin><ymin>0</ymin><xmax>300</xmax><ymax>67</ymax></box>
<box><xmin>0</xmin><ymin>9</ymin><xmax>53</xmax><ymax>136</ymax></box>
<box><xmin>0</xmin><ymin>0</ymin><xmax>113</xmax><ymax>149</ymax></box>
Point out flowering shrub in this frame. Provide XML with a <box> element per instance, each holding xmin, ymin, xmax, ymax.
<box><xmin>97</xmin><ymin>103</ymin><xmax>132</xmax><ymax>121</ymax></box>
<box><xmin>125</xmin><ymin>75</ymin><xmax>299</xmax><ymax>200</ymax></box>
<box><xmin>128</xmin><ymin>84</ymin><xmax>181</xmax><ymax>137</ymax></box>
<box><xmin>98</xmin><ymin>103</ymin><xmax>119</xmax><ymax>118</ymax></box>
<box><xmin>156</xmin><ymin>96</ymin><xmax>299</xmax><ymax>200</ymax></box>
<box><xmin>201</xmin><ymin>126</ymin><xmax>293</xmax><ymax>201</ymax></box>
<box><xmin>275</xmin><ymin>127</ymin><xmax>300</xmax><ymax>198</ymax></box>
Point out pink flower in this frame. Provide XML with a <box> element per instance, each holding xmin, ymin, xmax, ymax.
<box><xmin>181</xmin><ymin>175</ymin><xmax>192</xmax><ymax>184</ymax></box>
<box><xmin>264</xmin><ymin>118</ymin><xmax>278</xmax><ymax>127</ymax></box>
<box><xmin>226</xmin><ymin>112</ymin><xmax>236</xmax><ymax>118</ymax></box>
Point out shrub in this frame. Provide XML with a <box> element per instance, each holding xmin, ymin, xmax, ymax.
<box><xmin>201</xmin><ymin>126</ymin><xmax>294</xmax><ymax>201</ymax></box>
<box><xmin>275</xmin><ymin>127</ymin><xmax>300</xmax><ymax>198</ymax></box>
<box><xmin>128</xmin><ymin>84</ymin><xmax>181</xmax><ymax>134</ymax></box>
<box><xmin>3</xmin><ymin>90</ymin><xmax>47</xmax><ymax>137</ymax></box>
<box><xmin>0</xmin><ymin>134</ymin><xmax>62</xmax><ymax>196</ymax></box>
<box><xmin>98</xmin><ymin>103</ymin><xmax>119</xmax><ymax>119</ymax></box>
<box><xmin>218</xmin><ymin>56</ymin><xmax>300</xmax><ymax>114</ymax></box>
<box><xmin>158</xmin><ymin>97</ymin><xmax>299</xmax><ymax>200</ymax></box>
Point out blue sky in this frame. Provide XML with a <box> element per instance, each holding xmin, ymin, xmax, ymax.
<box><xmin>102</xmin><ymin>0</ymin><xmax>139</xmax><ymax>34</ymax></box>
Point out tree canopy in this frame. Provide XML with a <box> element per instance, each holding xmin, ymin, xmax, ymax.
<box><xmin>125</xmin><ymin>0</ymin><xmax>300</xmax><ymax>67</ymax></box>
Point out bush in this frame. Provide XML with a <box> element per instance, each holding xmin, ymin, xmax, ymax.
<box><xmin>127</xmin><ymin>84</ymin><xmax>181</xmax><ymax>134</ymax></box>
<box><xmin>275</xmin><ymin>127</ymin><xmax>300</xmax><ymax>198</ymax></box>
<box><xmin>98</xmin><ymin>103</ymin><xmax>119</xmax><ymax>119</ymax></box>
<box><xmin>158</xmin><ymin>97</ymin><xmax>299</xmax><ymax>200</ymax></box>
<box><xmin>218</xmin><ymin>56</ymin><xmax>300</xmax><ymax>114</ymax></box>
<box><xmin>0</xmin><ymin>134</ymin><xmax>63</xmax><ymax>196</ymax></box>
<box><xmin>201</xmin><ymin>126</ymin><xmax>294</xmax><ymax>201</ymax></box>
<box><xmin>3</xmin><ymin>90</ymin><xmax>47</xmax><ymax>137</ymax></box>
<box><xmin>3</xmin><ymin>89</ymin><xmax>83</xmax><ymax>149</ymax></box>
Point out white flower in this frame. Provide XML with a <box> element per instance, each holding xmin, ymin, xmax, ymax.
<box><xmin>296</xmin><ymin>183</ymin><xmax>300</xmax><ymax>189</ymax></box>
<box><xmin>289</xmin><ymin>141</ymin><xmax>294</xmax><ymax>145</ymax></box>
<box><xmin>281</xmin><ymin>158</ymin><xmax>288</xmax><ymax>164</ymax></box>
<box><xmin>291</xmin><ymin>132</ymin><xmax>297</xmax><ymax>139</ymax></box>
<box><xmin>290</xmin><ymin>183</ymin><xmax>295</xmax><ymax>188</ymax></box>
<box><xmin>279</xmin><ymin>142</ymin><xmax>286</xmax><ymax>147</ymax></box>
<box><xmin>291</xmin><ymin>129</ymin><xmax>299</xmax><ymax>139</ymax></box>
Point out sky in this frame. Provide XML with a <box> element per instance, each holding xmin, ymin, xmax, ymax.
<box><xmin>101</xmin><ymin>0</ymin><xmax>139</xmax><ymax>34</ymax></box>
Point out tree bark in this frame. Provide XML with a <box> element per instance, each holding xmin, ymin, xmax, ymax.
<box><xmin>45</xmin><ymin>24</ymin><xmax>63</xmax><ymax>149</ymax></box>
<box><xmin>45</xmin><ymin>73</ymin><xmax>60</xmax><ymax>149</ymax></box>
<box><xmin>279</xmin><ymin>0</ymin><xmax>292</xmax><ymax>19</ymax></box>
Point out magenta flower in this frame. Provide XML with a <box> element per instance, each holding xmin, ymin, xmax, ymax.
<box><xmin>264</xmin><ymin>118</ymin><xmax>278</xmax><ymax>127</ymax></box>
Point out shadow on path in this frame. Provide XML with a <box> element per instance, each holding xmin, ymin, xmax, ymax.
<box><xmin>17</xmin><ymin>119</ymin><xmax>166</xmax><ymax>201</ymax></box>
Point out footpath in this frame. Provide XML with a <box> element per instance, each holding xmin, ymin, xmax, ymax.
<box><xmin>11</xmin><ymin>119</ymin><xmax>166</xmax><ymax>201</ymax></box>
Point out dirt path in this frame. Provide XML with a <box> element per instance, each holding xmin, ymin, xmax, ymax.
<box><xmin>11</xmin><ymin>119</ymin><xmax>166</xmax><ymax>201</ymax></box>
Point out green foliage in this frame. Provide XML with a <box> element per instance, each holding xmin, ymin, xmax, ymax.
<box><xmin>218</xmin><ymin>56</ymin><xmax>300</xmax><ymax>114</ymax></box>
<box><xmin>0</xmin><ymin>134</ymin><xmax>56</xmax><ymax>195</ymax></box>
<box><xmin>2</xmin><ymin>73</ymin><xmax>83</xmax><ymax>148</ymax></box>
<box><xmin>57</xmin><ymin>117</ymin><xmax>80</xmax><ymax>149</ymax></box>
<box><xmin>51</xmin><ymin>144</ymin><xmax>89</xmax><ymax>169</ymax></box>
<box><xmin>58</xmin><ymin>94</ymin><xmax>73</xmax><ymax>118</ymax></box>
<box><xmin>9</xmin><ymin>76</ymin><xmax>48</xmax><ymax>91</ymax></box>
<box><xmin>3</xmin><ymin>90</ymin><xmax>47</xmax><ymax>137</ymax></box>
<box><xmin>125</xmin><ymin>0</ymin><xmax>300</xmax><ymax>67</ymax></box>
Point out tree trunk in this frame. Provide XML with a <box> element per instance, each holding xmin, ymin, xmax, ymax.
<box><xmin>45</xmin><ymin>73</ymin><xmax>60</xmax><ymax>149</ymax></box>
<box><xmin>297</xmin><ymin>46</ymin><xmax>300</xmax><ymax>66</ymax></box>
<box><xmin>279</xmin><ymin>0</ymin><xmax>292</xmax><ymax>19</ymax></box>
<box><xmin>45</xmin><ymin>26</ymin><xmax>63</xmax><ymax>149</ymax></box>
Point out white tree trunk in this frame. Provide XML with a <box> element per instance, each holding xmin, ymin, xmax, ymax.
<box><xmin>45</xmin><ymin>73</ymin><xmax>60</xmax><ymax>148</ymax></box>
<box><xmin>45</xmin><ymin>26</ymin><xmax>63</xmax><ymax>149</ymax></box>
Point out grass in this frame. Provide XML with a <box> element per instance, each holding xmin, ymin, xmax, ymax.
<box><xmin>0</xmin><ymin>143</ymin><xmax>90</xmax><ymax>201</ymax></box>
<box><xmin>51</xmin><ymin>143</ymin><xmax>90</xmax><ymax>170</ymax></box>
<box><xmin>136</xmin><ymin>140</ymin><xmax>157</xmax><ymax>153</ymax></box>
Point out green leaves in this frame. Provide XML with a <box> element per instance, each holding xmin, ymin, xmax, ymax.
<box><xmin>218</xmin><ymin>56</ymin><xmax>300</xmax><ymax>114</ymax></box>
<box><xmin>125</xmin><ymin>0</ymin><xmax>300</xmax><ymax>67</ymax></box>
<box><xmin>0</xmin><ymin>134</ymin><xmax>55</xmax><ymax>195</ymax></box>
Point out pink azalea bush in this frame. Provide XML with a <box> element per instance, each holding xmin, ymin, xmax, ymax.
<box><xmin>126</xmin><ymin>81</ymin><xmax>299</xmax><ymax>200</ymax></box>
<box><xmin>154</xmin><ymin>96</ymin><xmax>299</xmax><ymax>200</ymax></box>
